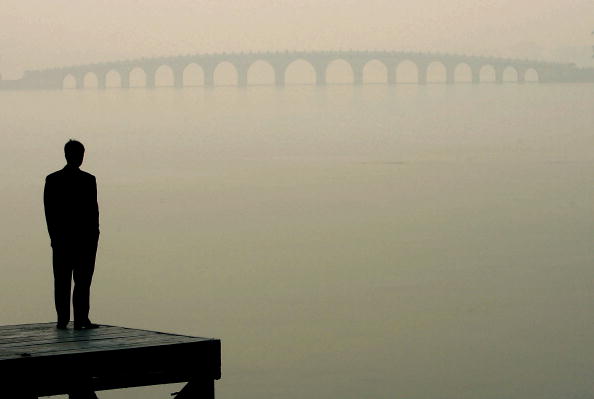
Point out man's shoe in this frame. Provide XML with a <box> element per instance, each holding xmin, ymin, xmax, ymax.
<box><xmin>73</xmin><ymin>322</ymin><xmax>100</xmax><ymax>330</ymax></box>
<box><xmin>56</xmin><ymin>323</ymin><xmax>69</xmax><ymax>330</ymax></box>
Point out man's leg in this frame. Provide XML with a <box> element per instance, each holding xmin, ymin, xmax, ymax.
<box><xmin>73</xmin><ymin>242</ymin><xmax>97</xmax><ymax>325</ymax></box>
<box><xmin>52</xmin><ymin>247</ymin><xmax>72</xmax><ymax>326</ymax></box>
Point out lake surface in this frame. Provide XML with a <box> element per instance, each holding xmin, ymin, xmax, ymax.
<box><xmin>1</xmin><ymin>84</ymin><xmax>593</xmax><ymax>399</ymax></box>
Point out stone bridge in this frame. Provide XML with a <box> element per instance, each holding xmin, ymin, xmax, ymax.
<box><xmin>2</xmin><ymin>50</ymin><xmax>593</xmax><ymax>90</ymax></box>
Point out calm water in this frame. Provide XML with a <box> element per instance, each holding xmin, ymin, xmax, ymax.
<box><xmin>1</xmin><ymin>84</ymin><xmax>593</xmax><ymax>399</ymax></box>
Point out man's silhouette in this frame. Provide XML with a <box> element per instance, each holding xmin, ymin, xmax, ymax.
<box><xmin>44</xmin><ymin>140</ymin><xmax>100</xmax><ymax>330</ymax></box>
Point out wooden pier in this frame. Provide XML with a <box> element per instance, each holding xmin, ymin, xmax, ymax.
<box><xmin>0</xmin><ymin>323</ymin><xmax>221</xmax><ymax>398</ymax></box>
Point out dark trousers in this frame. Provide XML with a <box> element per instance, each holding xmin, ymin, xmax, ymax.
<box><xmin>52</xmin><ymin>241</ymin><xmax>97</xmax><ymax>325</ymax></box>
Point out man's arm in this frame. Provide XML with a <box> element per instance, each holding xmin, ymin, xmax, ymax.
<box><xmin>92</xmin><ymin>176</ymin><xmax>100</xmax><ymax>240</ymax></box>
<box><xmin>43</xmin><ymin>176</ymin><xmax>57</xmax><ymax>244</ymax></box>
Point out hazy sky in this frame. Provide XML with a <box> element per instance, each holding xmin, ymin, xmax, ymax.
<box><xmin>1</xmin><ymin>0</ymin><xmax>593</xmax><ymax>78</ymax></box>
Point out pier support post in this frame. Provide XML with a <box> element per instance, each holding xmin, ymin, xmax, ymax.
<box><xmin>7</xmin><ymin>386</ymin><xmax>38</xmax><ymax>399</ymax></box>
<box><xmin>471</xmin><ymin>67</ymin><xmax>480</xmax><ymax>84</ymax></box>
<box><xmin>387</xmin><ymin>65</ymin><xmax>396</xmax><ymax>85</ymax></box>
<box><xmin>237</xmin><ymin>66</ymin><xmax>248</xmax><ymax>88</ymax></box>
<box><xmin>98</xmin><ymin>74</ymin><xmax>106</xmax><ymax>90</ymax></box>
<box><xmin>352</xmin><ymin>63</ymin><xmax>364</xmax><ymax>85</ymax></box>
<box><xmin>174</xmin><ymin>67</ymin><xmax>184</xmax><ymax>88</ymax></box>
<box><xmin>68</xmin><ymin>389</ymin><xmax>98</xmax><ymax>399</ymax></box>
<box><xmin>203</xmin><ymin>65</ymin><xmax>215</xmax><ymax>88</ymax></box>
<box><xmin>121</xmin><ymin>71</ymin><xmax>130</xmax><ymax>89</ymax></box>
<box><xmin>446</xmin><ymin>65</ymin><xmax>455</xmax><ymax>84</ymax></box>
<box><xmin>273</xmin><ymin>64</ymin><xmax>286</xmax><ymax>87</ymax></box>
<box><xmin>75</xmin><ymin>74</ymin><xmax>84</xmax><ymax>90</ymax></box>
<box><xmin>517</xmin><ymin>68</ymin><xmax>526</xmax><ymax>84</ymax></box>
<box><xmin>418</xmin><ymin>64</ymin><xmax>428</xmax><ymax>85</ymax></box>
<box><xmin>146</xmin><ymin>70</ymin><xmax>156</xmax><ymax>89</ymax></box>
<box><xmin>314</xmin><ymin>64</ymin><xmax>326</xmax><ymax>86</ymax></box>
<box><xmin>495</xmin><ymin>66</ymin><xmax>504</xmax><ymax>84</ymax></box>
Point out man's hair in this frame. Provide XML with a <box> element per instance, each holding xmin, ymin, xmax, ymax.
<box><xmin>64</xmin><ymin>140</ymin><xmax>85</xmax><ymax>163</ymax></box>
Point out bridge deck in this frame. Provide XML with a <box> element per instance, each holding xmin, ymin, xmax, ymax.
<box><xmin>0</xmin><ymin>322</ymin><xmax>221</xmax><ymax>397</ymax></box>
<box><xmin>4</xmin><ymin>50</ymin><xmax>593</xmax><ymax>90</ymax></box>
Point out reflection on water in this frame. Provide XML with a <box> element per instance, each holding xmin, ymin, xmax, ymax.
<box><xmin>1</xmin><ymin>85</ymin><xmax>593</xmax><ymax>399</ymax></box>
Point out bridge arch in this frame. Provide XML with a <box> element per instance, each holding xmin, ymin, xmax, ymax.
<box><xmin>426</xmin><ymin>61</ymin><xmax>447</xmax><ymax>83</ymax></box>
<box><xmin>183</xmin><ymin>63</ymin><xmax>204</xmax><ymax>87</ymax></box>
<box><xmin>503</xmin><ymin>66</ymin><xmax>519</xmax><ymax>82</ymax></box>
<box><xmin>154</xmin><ymin>65</ymin><xmax>174</xmax><ymax>87</ymax></box>
<box><xmin>396</xmin><ymin>60</ymin><xmax>419</xmax><ymax>83</ymax></box>
<box><xmin>479</xmin><ymin>65</ymin><xmax>496</xmax><ymax>83</ymax></box>
<box><xmin>83</xmin><ymin>72</ymin><xmax>99</xmax><ymax>89</ymax></box>
<box><xmin>105</xmin><ymin>70</ymin><xmax>122</xmax><ymax>88</ymax></box>
<box><xmin>129</xmin><ymin>67</ymin><xmax>147</xmax><ymax>88</ymax></box>
<box><xmin>524</xmin><ymin>68</ymin><xmax>539</xmax><ymax>82</ymax></box>
<box><xmin>247</xmin><ymin>60</ymin><xmax>275</xmax><ymax>86</ymax></box>
<box><xmin>62</xmin><ymin>74</ymin><xmax>77</xmax><ymax>89</ymax></box>
<box><xmin>213</xmin><ymin>61</ymin><xmax>238</xmax><ymax>86</ymax></box>
<box><xmin>454</xmin><ymin>63</ymin><xmax>473</xmax><ymax>83</ymax></box>
<box><xmin>284</xmin><ymin>59</ymin><xmax>316</xmax><ymax>85</ymax></box>
<box><xmin>325</xmin><ymin>58</ymin><xmax>354</xmax><ymax>85</ymax></box>
<box><xmin>362</xmin><ymin>59</ymin><xmax>388</xmax><ymax>84</ymax></box>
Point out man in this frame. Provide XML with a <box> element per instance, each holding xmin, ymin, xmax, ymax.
<box><xmin>44</xmin><ymin>140</ymin><xmax>100</xmax><ymax>330</ymax></box>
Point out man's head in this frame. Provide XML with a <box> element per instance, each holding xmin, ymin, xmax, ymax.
<box><xmin>64</xmin><ymin>140</ymin><xmax>85</xmax><ymax>167</ymax></box>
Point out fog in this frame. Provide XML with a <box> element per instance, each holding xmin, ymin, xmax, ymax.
<box><xmin>1</xmin><ymin>2</ymin><xmax>594</xmax><ymax>399</ymax></box>
<box><xmin>1</xmin><ymin>0</ymin><xmax>593</xmax><ymax>78</ymax></box>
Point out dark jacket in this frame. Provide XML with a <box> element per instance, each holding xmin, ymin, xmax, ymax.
<box><xmin>44</xmin><ymin>166</ymin><xmax>100</xmax><ymax>247</ymax></box>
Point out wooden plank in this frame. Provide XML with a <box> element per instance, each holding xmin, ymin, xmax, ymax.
<box><xmin>0</xmin><ymin>325</ymin><xmax>211</xmax><ymax>349</ymax></box>
<box><xmin>2</xmin><ymin>330</ymin><xmax>207</xmax><ymax>347</ymax></box>
<box><xmin>0</xmin><ymin>325</ymin><xmax>125</xmax><ymax>337</ymax></box>
<box><xmin>0</xmin><ymin>337</ymin><xmax>208</xmax><ymax>360</ymax></box>
<box><xmin>0</xmin><ymin>329</ymin><xmax>209</xmax><ymax>347</ymax></box>
<box><xmin>0</xmin><ymin>333</ymin><xmax>202</xmax><ymax>350</ymax></box>
<box><xmin>0</xmin><ymin>328</ymin><xmax>133</xmax><ymax>342</ymax></box>
<box><xmin>0</xmin><ymin>323</ymin><xmax>56</xmax><ymax>334</ymax></box>
<box><xmin>0</xmin><ymin>331</ymin><xmax>160</xmax><ymax>347</ymax></box>
<box><xmin>0</xmin><ymin>324</ymin><xmax>210</xmax><ymax>341</ymax></box>
<box><xmin>0</xmin><ymin>323</ymin><xmax>200</xmax><ymax>338</ymax></box>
